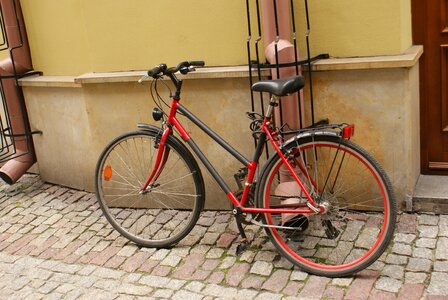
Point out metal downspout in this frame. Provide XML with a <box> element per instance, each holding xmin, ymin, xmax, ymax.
<box><xmin>0</xmin><ymin>0</ymin><xmax>36</xmax><ymax>184</ymax></box>
<box><xmin>260</xmin><ymin>0</ymin><xmax>305</xmax><ymax>131</ymax></box>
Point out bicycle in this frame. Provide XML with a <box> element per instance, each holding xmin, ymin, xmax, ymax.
<box><xmin>95</xmin><ymin>60</ymin><xmax>396</xmax><ymax>277</ymax></box>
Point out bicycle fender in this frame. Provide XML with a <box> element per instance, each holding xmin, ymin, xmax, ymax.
<box><xmin>137</xmin><ymin>123</ymin><xmax>163</xmax><ymax>134</ymax></box>
<box><xmin>280</xmin><ymin>130</ymin><xmax>341</xmax><ymax>151</ymax></box>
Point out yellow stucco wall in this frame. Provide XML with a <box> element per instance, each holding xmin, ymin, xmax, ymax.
<box><xmin>19</xmin><ymin>0</ymin><xmax>412</xmax><ymax>75</ymax></box>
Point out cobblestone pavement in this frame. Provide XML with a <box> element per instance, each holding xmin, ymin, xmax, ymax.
<box><xmin>0</xmin><ymin>175</ymin><xmax>447</xmax><ymax>299</ymax></box>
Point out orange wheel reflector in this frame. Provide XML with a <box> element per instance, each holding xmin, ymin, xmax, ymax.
<box><xmin>103</xmin><ymin>165</ymin><xmax>112</xmax><ymax>181</ymax></box>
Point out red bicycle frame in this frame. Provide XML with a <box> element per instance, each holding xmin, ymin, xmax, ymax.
<box><xmin>141</xmin><ymin>96</ymin><xmax>325</xmax><ymax>215</ymax></box>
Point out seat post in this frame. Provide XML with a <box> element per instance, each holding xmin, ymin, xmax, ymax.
<box><xmin>265</xmin><ymin>95</ymin><xmax>279</xmax><ymax>119</ymax></box>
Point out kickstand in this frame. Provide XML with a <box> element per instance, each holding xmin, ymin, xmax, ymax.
<box><xmin>233</xmin><ymin>207</ymin><xmax>250</xmax><ymax>256</ymax></box>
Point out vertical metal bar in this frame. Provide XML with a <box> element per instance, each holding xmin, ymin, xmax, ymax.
<box><xmin>304</xmin><ymin>0</ymin><xmax>316</xmax><ymax>127</ymax></box>
<box><xmin>290</xmin><ymin>0</ymin><xmax>304</xmax><ymax>129</ymax></box>
<box><xmin>272</xmin><ymin>0</ymin><xmax>284</xmax><ymax>131</ymax></box>
<box><xmin>246</xmin><ymin>0</ymin><xmax>258</xmax><ymax>149</ymax></box>
<box><xmin>255</xmin><ymin>0</ymin><xmax>269</xmax><ymax>158</ymax></box>
<box><xmin>255</xmin><ymin>0</ymin><xmax>265</xmax><ymax>117</ymax></box>
<box><xmin>290</xmin><ymin>0</ymin><xmax>299</xmax><ymax>75</ymax></box>
<box><xmin>246</xmin><ymin>0</ymin><xmax>254</xmax><ymax>113</ymax></box>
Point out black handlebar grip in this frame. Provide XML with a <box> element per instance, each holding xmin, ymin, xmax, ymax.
<box><xmin>189</xmin><ymin>61</ymin><xmax>205</xmax><ymax>67</ymax></box>
<box><xmin>147</xmin><ymin>64</ymin><xmax>167</xmax><ymax>78</ymax></box>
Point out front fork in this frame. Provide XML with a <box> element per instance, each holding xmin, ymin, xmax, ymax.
<box><xmin>140</xmin><ymin>127</ymin><xmax>172</xmax><ymax>193</ymax></box>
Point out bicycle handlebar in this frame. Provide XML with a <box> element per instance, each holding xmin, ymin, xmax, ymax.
<box><xmin>147</xmin><ymin>61</ymin><xmax>205</xmax><ymax>79</ymax></box>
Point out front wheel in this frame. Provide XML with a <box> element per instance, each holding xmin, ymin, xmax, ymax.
<box><xmin>256</xmin><ymin>134</ymin><xmax>396</xmax><ymax>277</ymax></box>
<box><xmin>95</xmin><ymin>129</ymin><xmax>205</xmax><ymax>248</ymax></box>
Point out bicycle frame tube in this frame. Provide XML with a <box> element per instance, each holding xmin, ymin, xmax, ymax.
<box><xmin>149</xmin><ymin>97</ymin><xmax>321</xmax><ymax>215</ymax></box>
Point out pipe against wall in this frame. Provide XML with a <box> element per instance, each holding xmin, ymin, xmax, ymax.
<box><xmin>0</xmin><ymin>0</ymin><xmax>36</xmax><ymax>184</ymax></box>
<box><xmin>260</xmin><ymin>0</ymin><xmax>305</xmax><ymax>132</ymax></box>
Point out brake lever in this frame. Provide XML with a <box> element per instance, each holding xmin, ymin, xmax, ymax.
<box><xmin>138</xmin><ymin>74</ymin><xmax>149</xmax><ymax>84</ymax></box>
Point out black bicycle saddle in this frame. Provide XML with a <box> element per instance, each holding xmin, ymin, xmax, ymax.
<box><xmin>251</xmin><ymin>76</ymin><xmax>305</xmax><ymax>96</ymax></box>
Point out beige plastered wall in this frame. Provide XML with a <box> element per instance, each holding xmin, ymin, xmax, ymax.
<box><xmin>21</xmin><ymin>49</ymin><xmax>421</xmax><ymax>210</ymax></box>
<box><xmin>22</xmin><ymin>76</ymin><xmax>257</xmax><ymax>210</ymax></box>
<box><xmin>304</xmin><ymin>64</ymin><xmax>420</xmax><ymax>210</ymax></box>
<box><xmin>19</xmin><ymin>0</ymin><xmax>412</xmax><ymax>75</ymax></box>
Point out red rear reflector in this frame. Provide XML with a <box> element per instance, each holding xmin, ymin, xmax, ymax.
<box><xmin>104</xmin><ymin>165</ymin><xmax>112</xmax><ymax>181</ymax></box>
<box><xmin>343</xmin><ymin>124</ymin><xmax>355</xmax><ymax>139</ymax></box>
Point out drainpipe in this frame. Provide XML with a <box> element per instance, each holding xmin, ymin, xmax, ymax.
<box><xmin>260</xmin><ymin>0</ymin><xmax>305</xmax><ymax>131</ymax></box>
<box><xmin>261</xmin><ymin>1</ymin><xmax>306</xmax><ymax>221</ymax></box>
<box><xmin>0</xmin><ymin>0</ymin><xmax>36</xmax><ymax>184</ymax></box>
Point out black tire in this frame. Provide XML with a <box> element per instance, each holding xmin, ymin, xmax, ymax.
<box><xmin>95</xmin><ymin>129</ymin><xmax>205</xmax><ymax>248</ymax></box>
<box><xmin>256</xmin><ymin>134</ymin><xmax>396</xmax><ymax>277</ymax></box>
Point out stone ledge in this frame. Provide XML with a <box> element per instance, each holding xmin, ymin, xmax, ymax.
<box><xmin>312</xmin><ymin>45</ymin><xmax>423</xmax><ymax>71</ymax></box>
<box><xmin>19</xmin><ymin>46</ymin><xmax>422</xmax><ymax>88</ymax></box>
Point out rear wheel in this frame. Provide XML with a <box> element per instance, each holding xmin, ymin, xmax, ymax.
<box><xmin>95</xmin><ymin>130</ymin><xmax>205</xmax><ymax>248</ymax></box>
<box><xmin>256</xmin><ymin>135</ymin><xmax>396</xmax><ymax>277</ymax></box>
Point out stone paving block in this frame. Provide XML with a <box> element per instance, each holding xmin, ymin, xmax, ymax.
<box><xmin>418</xmin><ymin>214</ymin><xmax>439</xmax><ymax>225</ymax></box>
<box><xmin>241</xmin><ymin>275</ymin><xmax>265</xmax><ymax>289</ymax></box>
<box><xmin>226</xmin><ymin>263</ymin><xmax>250</xmax><ymax>287</ymax></box>
<box><xmin>273</xmin><ymin>257</ymin><xmax>294</xmax><ymax>270</ymax></box>
<box><xmin>394</xmin><ymin>233</ymin><xmax>417</xmax><ymax>244</ymax></box>
<box><xmin>407</xmin><ymin>258</ymin><xmax>432</xmax><ymax>272</ymax></box>
<box><xmin>392</xmin><ymin>243</ymin><xmax>413</xmax><ymax>256</ymax></box>
<box><xmin>151</xmin><ymin>265</ymin><xmax>171</xmax><ymax>276</ymax></box>
<box><xmin>249</xmin><ymin>261</ymin><xmax>273</xmax><ymax>276</ymax></box>
<box><xmin>413</xmin><ymin>247</ymin><xmax>433</xmax><ymax>259</ymax></box>
<box><xmin>172</xmin><ymin>290</ymin><xmax>203</xmax><ymax>300</ymax></box>
<box><xmin>255</xmin><ymin>292</ymin><xmax>282</xmax><ymax>300</ymax></box>
<box><xmin>105</xmin><ymin>256</ymin><xmax>126</xmax><ymax>269</ymax></box>
<box><xmin>185</xmin><ymin>281</ymin><xmax>205</xmax><ymax>293</ymax></box>
<box><xmin>92</xmin><ymin>266</ymin><xmax>125</xmax><ymax>279</ymax></box>
<box><xmin>116</xmin><ymin>282</ymin><xmax>153</xmax><ymax>296</ymax></box>
<box><xmin>416</xmin><ymin>237</ymin><xmax>437</xmax><ymax>249</ymax></box>
<box><xmin>290</xmin><ymin>270</ymin><xmax>308</xmax><ymax>281</ymax></box>
<box><xmin>120</xmin><ymin>252</ymin><xmax>152</xmax><ymax>273</ymax></box>
<box><xmin>385</xmin><ymin>253</ymin><xmax>408</xmax><ymax>265</ymax></box>
<box><xmin>323</xmin><ymin>286</ymin><xmax>345</xmax><ymax>300</ymax></box>
<box><xmin>153</xmin><ymin>289</ymin><xmax>174</xmax><ymax>299</ymax></box>
<box><xmin>38</xmin><ymin>281</ymin><xmax>60</xmax><ymax>294</ymax></box>
<box><xmin>434</xmin><ymin>260</ymin><xmax>448</xmax><ymax>272</ymax></box>
<box><xmin>261</xmin><ymin>269</ymin><xmax>290</xmax><ymax>293</ymax></box>
<box><xmin>139</xmin><ymin>274</ymin><xmax>170</xmax><ymax>288</ymax></box>
<box><xmin>254</xmin><ymin>251</ymin><xmax>277</xmax><ymax>262</ymax></box>
<box><xmin>298</xmin><ymin>275</ymin><xmax>331</xmax><ymax>299</ymax></box>
<box><xmin>405</xmin><ymin>272</ymin><xmax>427</xmax><ymax>284</ymax></box>
<box><xmin>202</xmin><ymin>283</ymin><xmax>238</xmax><ymax>298</ymax></box>
<box><xmin>150</xmin><ymin>248</ymin><xmax>170</xmax><ymax>261</ymax></box>
<box><xmin>219</xmin><ymin>257</ymin><xmax>236</xmax><ymax>269</ymax></box>
<box><xmin>427</xmin><ymin>272</ymin><xmax>448</xmax><ymax>296</ymax></box>
<box><xmin>382</xmin><ymin>264</ymin><xmax>405</xmax><ymax>279</ymax></box>
<box><xmin>116</xmin><ymin>245</ymin><xmax>137</xmax><ymax>257</ymax></box>
<box><xmin>397</xmin><ymin>283</ymin><xmax>425</xmax><ymax>300</ymax></box>
<box><xmin>345</xmin><ymin>270</ymin><xmax>379</xmax><ymax>300</ymax></box>
<box><xmin>236</xmin><ymin>288</ymin><xmax>259</xmax><ymax>300</ymax></box>
<box><xmin>207</xmin><ymin>271</ymin><xmax>225</xmax><ymax>284</ymax></box>
<box><xmin>436</xmin><ymin>237</ymin><xmax>448</xmax><ymax>260</ymax></box>
<box><xmin>375</xmin><ymin>276</ymin><xmax>402</xmax><ymax>293</ymax></box>
<box><xmin>201</xmin><ymin>232</ymin><xmax>220</xmax><ymax>245</ymax></box>
<box><xmin>216</xmin><ymin>233</ymin><xmax>236</xmax><ymax>248</ymax></box>
<box><xmin>418</xmin><ymin>225</ymin><xmax>439</xmax><ymax>238</ymax></box>
<box><xmin>397</xmin><ymin>214</ymin><xmax>417</xmax><ymax>234</ymax></box>
<box><xmin>206</xmin><ymin>248</ymin><xmax>224</xmax><ymax>259</ymax></box>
